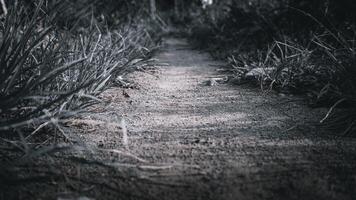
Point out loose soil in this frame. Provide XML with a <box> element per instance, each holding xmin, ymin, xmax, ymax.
<box><xmin>3</xmin><ymin>37</ymin><xmax>356</xmax><ymax>200</ymax></box>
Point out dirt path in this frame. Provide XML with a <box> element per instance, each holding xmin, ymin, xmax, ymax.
<box><xmin>91</xmin><ymin>37</ymin><xmax>356</xmax><ymax>200</ymax></box>
<box><xmin>9</xmin><ymin>38</ymin><xmax>356</xmax><ymax>200</ymax></box>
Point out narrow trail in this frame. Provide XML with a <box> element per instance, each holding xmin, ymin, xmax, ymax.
<box><xmin>74</xmin><ymin>38</ymin><xmax>356</xmax><ymax>200</ymax></box>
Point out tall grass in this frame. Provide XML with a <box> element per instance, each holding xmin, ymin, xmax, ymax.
<box><xmin>0</xmin><ymin>1</ymin><xmax>161</xmax><ymax>188</ymax></box>
<box><xmin>0</xmin><ymin>0</ymin><xmax>159</xmax><ymax>134</ymax></box>
<box><xmin>186</xmin><ymin>0</ymin><xmax>356</xmax><ymax>135</ymax></box>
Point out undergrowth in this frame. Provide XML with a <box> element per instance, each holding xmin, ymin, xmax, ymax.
<box><xmin>0</xmin><ymin>0</ymin><xmax>162</xmax><ymax>171</ymax></box>
<box><xmin>187</xmin><ymin>0</ymin><xmax>356</xmax><ymax>135</ymax></box>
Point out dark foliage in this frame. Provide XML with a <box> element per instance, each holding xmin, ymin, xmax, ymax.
<box><xmin>185</xmin><ymin>0</ymin><xmax>356</xmax><ymax>134</ymax></box>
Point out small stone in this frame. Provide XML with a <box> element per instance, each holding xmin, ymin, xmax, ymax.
<box><xmin>278</xmin><ymin>93</ymin><xmax>287</xmax><ymax>97</ymax></box>
<box><xmin>98</xmin><ymin>141</ymin><xmax>104</xmax><ymax>148</ymax></box>
<box><xmin>206</xmin><ymin>79</ymin><xmax>217</xmax><ymax>86</ymax></box>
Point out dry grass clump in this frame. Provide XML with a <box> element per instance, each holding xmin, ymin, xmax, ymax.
<box><xmin>0</xmin><ymin>0</ymin><xmax>162</xmax><ymax>173</ymax></box>
<box><xmin>0</xmin><ymin>0</ymin><xmax>158</xmax><ymax>133</ymax></box>
<box><xmin>186</xmin><ymin>0</ymin><xmax>356</xmax><ymax>135</ymax></box>
<box><xmin>0</xmin><ymin>0</ymin><xmax>163</xmax><ymax>191</ymax></box>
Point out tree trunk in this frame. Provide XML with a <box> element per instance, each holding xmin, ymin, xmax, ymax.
<box><xmin>150</xmin><ymin>0</ymin><xmax>156</xmax><ymax>20</ymax></box>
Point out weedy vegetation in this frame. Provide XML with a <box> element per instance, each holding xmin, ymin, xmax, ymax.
<box><xmin>0</xmin><ymin>0</ymin><xmax>163</xmax><ymax>186</ymax></box>
<box><xmin>186</xmin><ymin>0</ymin><xmax>356</xmax><ymax>135</ymax></box>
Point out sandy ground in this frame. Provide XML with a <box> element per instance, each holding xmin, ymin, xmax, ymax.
<box><xmin>3</xmin><ymin>37</ymin><xmax>356</xmax><ymax>200</ymax></box>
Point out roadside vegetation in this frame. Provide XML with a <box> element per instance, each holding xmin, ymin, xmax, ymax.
<box><xmin>185</xmin><ymin>0</ymin><xmax>356</xmax><ymax>135</ymax></box>
<box><xmin>0</xmin><ymin>0</ymin><xmax>163</xmax><ymax>185</ymax></box>
<box><xmin>0</xmin><ymin>1</ymin><xmax>161</xmax><ymax>135</ymax></box>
